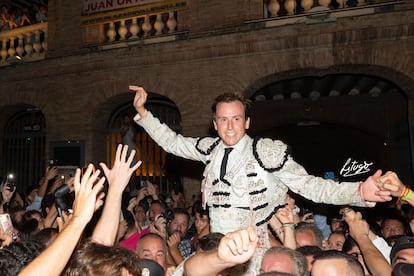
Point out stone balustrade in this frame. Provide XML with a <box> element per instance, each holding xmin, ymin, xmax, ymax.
<box><xmin>0</xmin><ymin>22</ymin><xmax>47</xmax><ymax>66</ymax></box>
<box><xmin>264</xmin><ymin>0</ymin><xmax>368</xmax><ymax>17</ymax></box>
<box><xmin>0</xmin><ymin>0</ymin><xmax>402</xmax><ymax>66</ymax></box>
<box><xmin>81</xmin><ymin>7</ymin><xmax>182</xmax><ymax>48</ymax></box>
<box><xmin>104</xmin><ymin>11</ymin><xmax>177</xmax><ymax>42</ymax></box>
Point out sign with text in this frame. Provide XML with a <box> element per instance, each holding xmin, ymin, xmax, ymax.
<box><xmin>81</xmin><ymin>0</ymin><xmax>187</xmax><ymax>26</ymax></box>
<box><xmin>83</xmin><ymin>0</ymin><xmax>163</xmax><ymax>15</ymax></box>
<box><xmin>340</xmin><ymin>158</ymin><xmax>374</xmax><ymax>178</ymax></box>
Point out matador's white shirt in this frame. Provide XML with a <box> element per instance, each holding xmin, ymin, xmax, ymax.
<box><xmin>135</xmin><ymin>111</ymin><xmax>372</xmax><ymax>275</ymax></box>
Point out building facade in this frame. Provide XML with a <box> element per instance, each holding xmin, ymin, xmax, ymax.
<box><xmin>0</xmin><ymin>0</ymin><xmax>413</xmax><ymax>198</ymax></box>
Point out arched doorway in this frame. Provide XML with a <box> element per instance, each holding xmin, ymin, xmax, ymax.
<box><xmin>106</xmin><ymin>92</ymin><xmax>182</xmax><ymax>194</ymax></box>
<box><xmin>1</xmin><ymin>106</ymin><xmax>46</xmax><ymax>195</ymax></box>
<box><xmin>249</xmin><ymin>73</ymin><xmax>412</xmax><ymax>183</ymax></box>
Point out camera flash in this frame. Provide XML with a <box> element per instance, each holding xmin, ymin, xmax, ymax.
<box><xmin>8</xmin><ymin>174</ymin><xmax>14</xmax><ymax>179</ymax></box>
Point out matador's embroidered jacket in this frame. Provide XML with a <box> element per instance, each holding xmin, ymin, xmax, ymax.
<box><xmin>135</xmin><ymin>111</ymin><xmax>371</xmax><ymax>235</ymax></box>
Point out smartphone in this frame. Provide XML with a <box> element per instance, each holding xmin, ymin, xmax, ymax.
<box><xmin>5</xmin><ymin>182</ymin><xmax>15</xmax><ymax>192</ymax></box>
<box><xmin>55</xmin><ymin>184</ymin><xmax>72</xmax><ymax>223</ymax></box>
<box><xmin>140</xmin><ymin>180</ymin><xmax>148</xmax><ymax>189</ymax></box>
<box><xmin>48</xmin><ymin>159</ymin><xmax>57</xmax><ymax>168</ymax></box>
<box><xmin>0</xmin><ymin>213</ymin><xmax>13</xmax><ymax>233</ymax></box>
<box><xmin>300</xmin><ymin>208</ymin><xmax>313</xmax><ymax>219</ymax></box>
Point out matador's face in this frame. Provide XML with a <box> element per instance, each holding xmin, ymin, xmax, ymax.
<box><xmin>213</xmin><ymin>100</ymin><xmax>250</xmax><ymax>146</ymax></box>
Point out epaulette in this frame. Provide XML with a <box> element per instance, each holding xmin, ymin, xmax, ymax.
<box><xmin>252</xmin><ymin>137</ymin><xmax>289</xmax><ymax>172</ymax></box>
<box><xmin>195</xmin><ymin>137</ymin><xmax>221</xmax><ymax>155</ymax></box>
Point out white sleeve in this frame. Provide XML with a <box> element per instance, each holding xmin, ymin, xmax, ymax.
<box><xmin>134</xmin><ymin>111</ymin><xmax>206</xmax><ymax>163</ymax></box>
<box><xmin>372</xmin><ymin>235</ymin><xmax>392</xmax><ymax>263</ymax></box>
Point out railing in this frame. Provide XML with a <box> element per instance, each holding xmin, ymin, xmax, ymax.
<box><xmin>0</xmin><ymin>0</ymin><xmax>403</xmax><ymax>66</ymax></box>
<box><xmin>81</xmin><ymin>3</ymin><xmax>186</xmax><ymax>48</ymax></box>
<box><xmin>263</xmin><ymin>0</ymin><xmax>403</xmax><ymax>18</ymax></box>
<box><xmin>265</xmin><ymin>0</ymin><xmax>370</xmax><ymax>17</ymax></box>
<box><xmin>0</xmin><ymin>22</ymin><xmax>47</xmax><ymax>66</ymax></box>
<box><xmin>106</xmin><ymin>12</ymin><xmax>177</xmax><ymax>41</ymax></box>
<box><xmin>256</xmin><ymin>0</ymin><xmax>404</xmax><ymax>27</ymax></box>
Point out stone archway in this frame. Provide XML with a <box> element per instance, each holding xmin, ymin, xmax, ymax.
<box><xmin>1</xmin><ymin>105</ymin><xmax>46</xmax><ymax>194</ymax></box>
<box><xmin>92</xmin><ymin>90</ymin><xmax>182</xmax><ymax>194</ymax></box>
<box><xmin>246</xmin><ymin>67</ymin><xmax>413</xmax><ymax>184</ymax></box>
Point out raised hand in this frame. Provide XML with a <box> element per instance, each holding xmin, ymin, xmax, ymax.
<box><xmin>130</xmin><ymin>85</ymin><xmax>148</xmax><ymax>116</ymax></box>
<box><xmin>48</xmin><ymin>177</ymin><xmax>65</xmax><ymax>194</ymax></box>
<box><xmin>217</xmin><ymin>226</ymin><xmax>258</xmax><ymax>265</ymax></box>
<box><xmin>147</xmin><ymin>181</ymin><xmax>158</xmax><ymax>198</ymax></box>
<box><xmin>18</xmin><ymin>164</ymin><xmax>106</xmax><ymax>276</ymax></box>
<box><xmin>378</xmin><ymin>171</ymin><xmax>406</xmax><ymax>198</ymax></box>
<box><xmin>275</xmin><ymin>206</ymin><xmax>294</xmax><ymax>224</ymax></box>
<box><xmin>100</xmin><ymin>144</ymin><xmax>142</xmax><ymax>194</ymax></box>
<box><xmin>71</xmin><ymin>164</ymin><xmax>105</xmax><ymax>225</ymax></box>
<box><xmin>0</xmin><ymin>225</ymin><xmax>14</xmax><ymax>247</ymax></box>
<box><xmin>92</xmin><ymin>145</ymin><xmax>142</xmax><ymax>245</ymax></box>
<box><xmin>1</xmin><ymin>186</ymin><xmax>15</xmax><ymax>204</ymax></box>
<box><xmin>342</xmin><ymin>209</ymin><xmax>370</xmax><ymax>241</ymax></box>
<box><xmin>45</xmin><ymin>166</ymin><xmax>58</xmax><ymax>181</ymax></box>
<box><xmin>360</xmin><ymin>169</ymin><xmax>392</xmax><ymax>202</ymax></box>
<box><xmin>136</xmin><ymin>186</ymin><xmax>148</xmax><ymax>202</ymax></box>
<box><xmin>150</xmin><ymin>215</ymin><xmax>167</xmax><ymax>239</ymax></box>
<box><xmin>167</xmin><ymin>232</ymin><xmax>181</xmax><ymax>249</ymax></box>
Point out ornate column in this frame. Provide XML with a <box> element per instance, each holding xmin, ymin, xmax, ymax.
<box><xmin>16</xmin><ymin>35</ymin><xmax>25</xmax><ymax>57</ymax></box>
<box><xmin>7</xmin><ymin>37</ymin><xmax>16</xmax><ymax>58</ymax></box>
<box><xmin>142</xmin><ymin>15</ymin><xmax>152</xmax><ymax>37</ymax></box>
<box><xmin>0</xmin><ymin>38</ymin><xmax>8</xmax><ymax>62</ymax></box>
<box><xmin>285</xmin><ymin>0</ymin><xmax>297</xmax><ymax>15</ymax></box>
<box><xmin>107</xmin><ymin>22</ymin><xmax>116</xmax><ymax>42</ymax></box>
<box><xmin>118</xmin><ymin>20</ymin><xmax>128</xmax><ymax>40</ymax></box>
<box><xmin>154</xmin><ymin>14</ymin><xmax>164</xmax><ymax>35</ymax></box>
<box><xmin>32</xmin><ymin>30</ymin><xmax>41</xmax><ymax>56</ymax></box>
<box><xmin>24</xmin><ymin>32</ymin><xmax>33</xmax><ymax>56</ymax></box>
<box><xmin>166</xmin><ymin>12</ymin><xmax>176</xmax><ymax>33</ymax></box>
<box><xmin>129</xmin><ymin>18</ymin><xmax>140</xmax><ymax>38</ymax></box>
<box><xmin>301</xmin><ymin>0</ymin><xmax>314</xmax><ymax>12</ymax></box>
<box><xmin>268</xmin><ymin>0</ymin><xmax>280</xmax><ymax>17</ymax></box>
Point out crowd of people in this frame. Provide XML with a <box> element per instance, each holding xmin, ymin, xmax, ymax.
<box><xmin>0</xmin><ymin>85</ymin><xmax>414</xmax><ymax>275</ymax></box>
<box><xmin>0</xmin><ymin>1</ymin><xmax>47</xmax><ymax>32</ymax></box>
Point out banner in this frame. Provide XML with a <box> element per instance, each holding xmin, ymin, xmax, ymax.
<box><xmin>81</xmin><ymin>0</ymin><xmax>187</xmax><ymax>25</ymax></box>
<box><xmin>83</xmin><ymin>0</ymin><xmax>163</xmax><ymax>15</ymax></box>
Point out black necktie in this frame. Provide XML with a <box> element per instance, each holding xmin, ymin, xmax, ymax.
<box><xmin>220</xmin><ymin>147</ymin><xmax>233</xmax><ymax>181</ymax></box>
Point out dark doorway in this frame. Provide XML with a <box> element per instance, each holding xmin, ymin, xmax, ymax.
<box><xmin>249</xmin><ymin>73</ymin><xmax>412</xmax><ymax>184</ymax></box>
<box><xmin>2</xmin><ymin>107</ymin><xmax>46</xmax><ymax>195</ymax></box>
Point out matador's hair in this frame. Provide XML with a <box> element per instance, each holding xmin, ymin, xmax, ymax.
<box><xmin>211</xmin><ymin>93</ymin><xmax>251</xmax><ymax>119</ymax></box>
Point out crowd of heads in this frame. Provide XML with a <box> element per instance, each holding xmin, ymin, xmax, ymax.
<box><xmin>0</xmin><ymin>1</ymin><xmax>47</xmax><ymax>32</ymax></box>
<box><xmin>2</xmin><ymin>162</ymin><xmax>414</xmax><ymax>276</ymax></box>
<box><xmin>1</xmin><ymin>87</ymin><xmax>414</xmax><ymax>275</ymax></box>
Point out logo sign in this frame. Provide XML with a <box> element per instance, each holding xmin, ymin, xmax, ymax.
<box><xmin>340</xmin><ymin>158</ymin><xmax>373</xmax><ymax>178</ymax></box>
